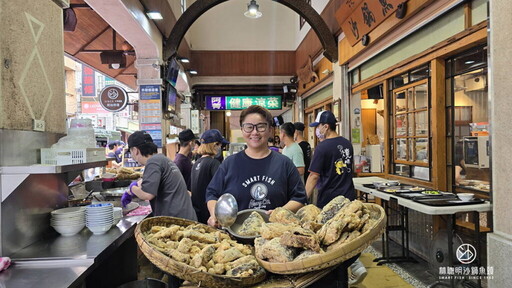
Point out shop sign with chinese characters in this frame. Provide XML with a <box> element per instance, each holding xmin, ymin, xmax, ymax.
<box><xmin>437</xmin><ymin>243</ymin><xmax>494</xmax><ymax>281</ymax></box>
<box><xmin>99</xmin><ymin>85</ymin><xmax>128</xmax><ymax>112</ymax></box>
<box><xmin>205</xmin><ymin>96</ymin><xmax>282</xmax><ymax>110</ymax></box>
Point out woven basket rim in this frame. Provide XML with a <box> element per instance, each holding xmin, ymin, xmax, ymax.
<box><xmin>135</xmin><ymin>216</ymin><xmax>266</xmax><ymax>287</ymax></box>
<box><xmin>256</xmin><ymin>203</ymin><xmax>386</xmax><ymax>274</ymax></box>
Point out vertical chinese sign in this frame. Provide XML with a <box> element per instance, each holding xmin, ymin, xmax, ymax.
<box><xmin>139</xmin><ymin>85</ymin><xmax>162</xmax><ymax>147</ymax></box>
<box><xmin>82</xmin><ymin>64</ymin><xmax>96</xmax><ymax>97</ymax></box>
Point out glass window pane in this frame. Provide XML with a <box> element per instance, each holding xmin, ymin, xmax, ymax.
<box><xmin>415</xmin><ymin>84</ymin><xmax>428</xmax><ymax>109</ymax></box>
<box><xmin>408</xmin><ymin>114</ymin><xmax>414</xmax><ymax>136</ymax></box>
<box><xmin>452</xmin><ymin>46</ymin><xmax>487</xmax><ymax>75</ymax></box>
<box><xmin>415</xmin><ymin>138</ymin><xmax>429</xmax><ymax>163</ymax></box>
<box><xmin>407</xmin><ymin>88</ymin><xmax>414</xmax><ymax>111</ymax></box>
<box><xmin>397</xmin><ymin>139</ymin><xmax>407</xmax><ymax>160</ymax></box>
<box><xmin>415</xmin><ymin>111</ymin><xmax>428</xmax><ymax>135</ymax></box>
<box><xmin>412</xmin><ymin>166</ymin><xmax>430</xmax><ymax>181</ymax></box>
<box><xmin>396</xmin><ymin>114</ymin><xmax>407</xmax><ymax>136</ymax></box>
<box><xmin>394</xmin><ymin>164</ymin><xmax>409</xmax><ymax>177</ymax></box>
<box><xmin>396</xmin><ymin>91</ymin><xmax>406</xmax><ymax>113</ymax></box>
<box><xmin>410</xmin><ymin>65</ymin><xmax>430</xmax><ymax>82</ymax></box>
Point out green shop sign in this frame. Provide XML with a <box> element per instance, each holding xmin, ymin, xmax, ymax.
<box><xmin>205</xmin><ymin>96</ymin><xmax>282</xmax><ymax>110</ymax></box>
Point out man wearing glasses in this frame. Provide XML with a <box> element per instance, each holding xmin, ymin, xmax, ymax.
<box><xmin>205</xmin><ymin>105</ymin><xmax>307</xmax><ymax>227</ymax></box>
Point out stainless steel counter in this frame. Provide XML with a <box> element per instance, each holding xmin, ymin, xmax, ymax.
<box><xmin>0</xmin><ymin>214</ymin><xmax>146</xmax><ymax>288</ymax></box>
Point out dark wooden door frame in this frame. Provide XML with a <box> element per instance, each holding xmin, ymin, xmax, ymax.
<box><xmin>164</xmin><ymin>0</ymin><xmax>337</xmax><ymax>63</ymax></box>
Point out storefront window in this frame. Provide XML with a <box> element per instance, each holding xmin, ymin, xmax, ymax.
<box><xmin>389</xmin><ymin>66</ymin><xmax>431</xmax><ymax>180</ymax></box>
<box><xmin>446</xmin><ymin>46</ymin><xmax>490</xmax><ymax>193</ymax></box>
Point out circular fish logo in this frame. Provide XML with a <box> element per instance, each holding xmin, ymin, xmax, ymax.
<box><xmin>250</xmin><ymin>183</ymin><xmax>267</xmax><ymax>201</ymax></box>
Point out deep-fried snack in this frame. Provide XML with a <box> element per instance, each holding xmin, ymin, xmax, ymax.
<box><xmin>260</xmin><ymin>222</ymin><xmax>300</xmax><ymax>240</ymax></box>
<box><xmin>296</xmin><ymin>204</ymin><xmax>321</xmax><ymax>224</ymax></box>
<box><xmin>269</xmin><ymin>207</ymin><xmax>301</xmax><ymax>225</ymax></box>
<box><xmin>254</xmin><ymin>237</ymin><xmax>296</xmax><ymax>263</ymax></box>
<box><xmin>190</xmin><ymin>254</ymin><xmax>203</xmax><ymax>268</ymax></box>
<box><xmin>199</xmin><ymin>245</ymin><xmax>216</xmax><ymax>265</ymax></box>
<box><xmin>279</xmin><ymin>227</ymin><xmax>321</xmax><ymax>252</ymax></box>
<box><xmin>182</xmin><ymin>230</ymin><xmax>216</xmax><ymax>243</ymax></box>
<box><xmin>237</xmin><ymin>211</ymin><xmax>266</xmax><ymax>236</ymax></box>
<box><xmin>213</xmin><ymin>247</ymin><xmax>244</xmax><ymax>263</ymax></box>
<box><xmin>225</xmin><ymin>260</ymin><xmax>261</xmax><ymax>277</ymax></box>
<box><xmin>317</xmin><ymin>219</ymin><xmax>348</xmax><ymax>245</ymax></box>
<box><xmin>168</xmin><ymin>249</ymin><xmax>190</xmax><ymax>264</ymax></box>
<box><xmin>302</xmin><ymin>221</ymin><xmax>323</xmax><ymax>233</ymax></box>
<box><xmin>316</xmin><ymin>196</ymin><xmax>350</xmax><ymax>224</ymax></box>
<box><xmin>177</xmin><ymin>237</ymin><xmax>194</xmax><ymax>253</ymax></box>
<box><xmin>326</xmin><ymin>230</ymin><xmax>361</xmax><ymax>251</ymax></box>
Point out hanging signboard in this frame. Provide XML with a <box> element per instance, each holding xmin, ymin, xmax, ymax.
<box><xmin>81</xmin><ymin>64</ymin><xmax>96</xmax><ymax>96</ymax></box>
<box><xmin>205</xmin><ymin>96</ymin><xmax>282</xmax><ymax>110</ymax></box>
<box><xmin>337</xmin><ymin>0</ymin><xmax>404</xmax><ymax>46</ymax></box>
<box><xmin>99</xmin><ymin>85</ymin><xmax>128</xmax><ymax>112</ymax></box>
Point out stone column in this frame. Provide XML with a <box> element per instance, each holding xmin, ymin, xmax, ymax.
<box><xmin>487</xmin><ymin>0</ymin><xmax>512</xmax><ymax>287</ymax></box>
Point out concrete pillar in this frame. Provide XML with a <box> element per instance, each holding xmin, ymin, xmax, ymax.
<box><xmin>487</xmin><ymin>0</ymin><xmax>512</xmax><ymax>287</ymax></box>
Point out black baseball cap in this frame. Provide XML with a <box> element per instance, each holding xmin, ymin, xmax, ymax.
<box><xmin>128</xmin><ymin>131</ymin><xmax>153</xmax><ymax>148</ymax></box>
<box><xmin>178</xmin><ymin>129</ymin><xmax>197</xmax><ymax>142</ymax></box>
<box><xmin>293</xmin><ymin>122</ymin><xmax>305</xmax><ymax>131</ymax></box>
<box><xmin>201</xmin><ymin>129</ymin><xmax>229</xmax><ymax>145</ymax></box>
<box><xmin>309</xmin><ymin>110</ymin><xmax>336</xmax><ymax>127</ymax></box>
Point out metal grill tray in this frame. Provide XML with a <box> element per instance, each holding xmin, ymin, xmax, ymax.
<box><xmin>413</xmin><ymin>198</ymin><xmax>484</xmax><ymax>206</ymax></box>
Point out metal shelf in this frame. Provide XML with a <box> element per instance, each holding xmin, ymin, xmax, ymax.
<box><xmin>0</xmin><ymin>160</ymin><xmax>109</xmax><ymax>174</ymax></box>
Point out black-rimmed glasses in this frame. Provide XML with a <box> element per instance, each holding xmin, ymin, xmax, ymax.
<box><xmin>241</xmin><ymin>122</ymin><xmax>268</xmax><ymax>133</ymax></box>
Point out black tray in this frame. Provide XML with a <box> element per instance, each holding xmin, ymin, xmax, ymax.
<box><xmin>413</xmin><ymin>198</ymin><xmax>485</xmax><ymax>206</ymax></box>
<box><xmin>377</xmin><ymin>185</ymin><xmax>421</xmax><ymax>193</ymax></box>
<box><xmin>362</xmin><ymin>184</ymin><xmax>376</xmax><ymax>189</ymax></box>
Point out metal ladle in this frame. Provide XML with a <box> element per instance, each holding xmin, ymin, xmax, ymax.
<box><xmin>214</xmin><ymin>193</ymin><xmax>238</xmax><ymax>228</ymax></box>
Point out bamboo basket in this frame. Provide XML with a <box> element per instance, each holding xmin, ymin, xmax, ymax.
<box><xmin>135</xmin><ymin>216</ymin><xmax>267</xmax><ymax>288</ymax></box>
<box><xmin>256</xmin><ymin>203</ymin><xmax>386</xmax><ymax>275</ymax></box>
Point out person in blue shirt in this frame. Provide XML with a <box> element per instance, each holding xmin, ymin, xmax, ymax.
<box><xmin>205</xmin><ymin>105</ymin><xmax>307</xmax><ymax>227</ymax></box>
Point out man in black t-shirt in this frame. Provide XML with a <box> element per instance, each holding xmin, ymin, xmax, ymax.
<box><xmin>294</xmin><ymin>122</ymin><xmax>311</xmax><ymax>181</ymax></box>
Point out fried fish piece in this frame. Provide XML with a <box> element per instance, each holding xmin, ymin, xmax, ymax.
<box><xmin>190</xmin><ymin>254</ymin><xmax>203</xmax><ymax>268</ymax></box>
<box><xmin>182</xmin><ymin>230</ymin><xmax>216</xmax><ymax>244</ymax></box>
<box><xmin>168</xmin><ymin>249</ymin><xmax>190</xmax><ymax>264</ymax></box>
<box><xmin>199</xmin><ymin>245</ymin><xmax>216</xmax><ymax>265</ymax></box>
<box><xmin>316</xmin><ymin>218</ymin><xmax>349</xmax><ymax>246</ymax></box>
<box><xmin>326</xmin><ymin>230</ymin><xmax>361</xmax><ymax>251</ymax></box>
<box><xmin>260</xmin><ymin>222</ymin><xmax>300</xmax><ymax>240</ymax></box>
<box><xmin>225</xmin><ymin>260</ymin><xmax>261</xmax><ymax>277</ymax></box>
<box><xmin>208</xmin><ymin>263</ymin><xmax>226</xmax><ymax>275</ymax></box>
<box><xmin>255</xmin><ymin>237</ymin><xmax>296</xmax><ymax>263</ymax></box>
<box><xmin>279</xmin><ymin>227</ymin><xmax>321</xmax><ymax>252</ymax></box>
<box><xmin>316</xmin><ymin>196</ymin><xmax>350</xmax><ymax>224</ymax></box>
<box><xmin>296</xmin><ymin>204</ymin><xmax>321</xmax><ymax>224</ymax></box>
<box><xmin>302</xmin><ymin>221</ymin><xmax>323</xmax><ymax>233</ymax></box>
<box><xmin>269</xmin><ymin>207</ymin><xmax>301</xmax><ymax>225</ymax></box>
<box><xmin>177</xmin><ymin>237</ymin><xmax>194</xmax><ymax>253</ymax></box>
<box><xmin>213</xmin><ymin>247</ymin><xmax>244</xmax><ymax>263</ymax></box>
<box><xmin>150</xmin><ymin>225</ymin><xmax>181</xmax><ymax>240</ymax></box>
<box><xmin>238</xmin><ymin>211</ymin><xmax>266</xmax><ymax>236</ymax></box>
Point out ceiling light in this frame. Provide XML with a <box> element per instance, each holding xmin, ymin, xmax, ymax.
<box><xmin>186</xmin><ymin>69</ymin><xmax>198</xmax><ymax>75</ymax></box>
<box><xmin>146</xmin><ymin>11</ymin><xmax>163</xmax><ymax>20</ymax></box>
<box><xmin>244</xmin><ymin>0</ymin><xmax>262</xmax><ymax>19</ymax></box>
<box><xmin>226</xmin><ymin>111</ymin><xmax>232</xmax><ymax>117</ymax></box>
<box><xmin>110</xmin><ymin>63</ymin><xmax>120</xmax><ymax>69</ymax></box>
<box><xmin>465</xmin><ymin>60</ymin><xmax>475</xmax><ymax>65</ymax></box>
<box><xmin>177</xmin><ymin>57</ymin><xmax>190</xmax><ymax>63</ymax></box>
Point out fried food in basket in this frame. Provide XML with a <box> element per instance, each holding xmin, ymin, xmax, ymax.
<box><xmin>144</xmin><ymin>223</ymin><xmax>263</xmax><ymax>277</ymax></box>
<box><xmin>269</xmin><ymin>207</ymin><xmax>301</xmax><ymax>225</ymax></box>
<box><xmin>296</xmin><ymin>204</ymin><xmax>321</xmax><ymax>224</ymax></box>
<box><xmin>254</xmin><ymin>237</ymin><xmax>296</xmax><ymax>263</ymax></box>
<box><xmin>280</xmin><ymin>227</ymin><xmax>321</xmax><ymax>252</ymax></box>
<box><xmin>316</xmin><ymin>196</ymin><xmax>350</xmax><ymax>224</ymax></box>
<box><xmin>260</xmin><ymin>222</ymin><xmax>300</xmax><ymax>239</ymax></box>
<box><xmin>238</xmin><ymin>211</ymin><xmax>266</xmax><ymax>236</ymax></box>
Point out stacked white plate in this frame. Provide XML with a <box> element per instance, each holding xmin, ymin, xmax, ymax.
<box><xmin>50</xmin><ymin>207</ymin><xmax>86</xmax><ymax>236</ymax></box>
<box><xmin>86</xmin><ymin>203</ymin><xmax>113</xmax><ymax>235</ymax></box>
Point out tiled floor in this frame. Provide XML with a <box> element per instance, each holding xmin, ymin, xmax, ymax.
<box><xmin>366</xmin><ymin>239</ymin><xmax>486</xmax><ymax>288</ymax></box>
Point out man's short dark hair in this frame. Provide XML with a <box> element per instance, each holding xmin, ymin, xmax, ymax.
<box><xmin>136</xmin><ymin>142</ymin><xmax>158</xmax><ymax>157</ymax></box>
<box><xmin>280</xmin><ymin>122</ymin><xmax>295</xmax><ymax>138</ymax></box>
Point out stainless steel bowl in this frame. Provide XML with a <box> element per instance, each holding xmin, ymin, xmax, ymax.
<box><xmin>226</xmin><ymin>209</ymin><xmax>269</xmax><ymax>244</ymax></box>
